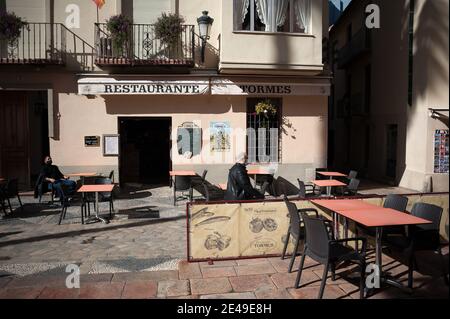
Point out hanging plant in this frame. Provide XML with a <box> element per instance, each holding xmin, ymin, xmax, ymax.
<box><xmin>106</xmin><ymin>14</ymin><xmax>132</xmax><ymax>57</ymax></box>
<box><xmin>0</xmin><ymin>12</ymin><xmax>28</xmax><ymax>45</ymax></box>
<box><xmin>154</xmin><ymin>13</ymin><xmax>185</xmax><ymax>56</ymax></box>
<box><xmin>255</xmin><ymin>99</ymin><xmax>277</xmax><ymax>118</ymax></box>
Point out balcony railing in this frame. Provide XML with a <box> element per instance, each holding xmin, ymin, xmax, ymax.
<box><xmin>0</xmin><ymin>23</ymin><xmax>95</xmax><ymax>70</ymax></box>
<box><xmin>0</xmin><ymin>23</ymin><xmax>65</xmax><ymax>65</ymax></box>
<box><xmin>94</xmin><ymin>23</ymin><xmax>195</xmax><ymax>67</ymax></box>
<box><xmin>337</xmin><ymin>28</ymin><xmax>371</xmax><ymax>69</ymax></box>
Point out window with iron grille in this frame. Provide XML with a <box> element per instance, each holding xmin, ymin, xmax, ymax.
<box><xmin>246</xmin><ymin>98</ymin><xmax>282</xmax><ymax>163</ymax></box>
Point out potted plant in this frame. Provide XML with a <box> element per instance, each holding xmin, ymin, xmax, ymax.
<box><xmin>0</xmin><ymin>12</ymin><xmax>28</xmax><ymax>58</ymax></box>
<box><xmin>255</xmin><ymin>99</ymin><xmax>277</xmax><ymax>119</ymax></box>
<box><xmin>106</xmin><ymin>14</ymin><xmax>132</xmax><ymax>58</ymax></box>
<box><xmin>154</xmin><ymin>13</ymin><xmax>185</xmax><ymax>59</ymax></box>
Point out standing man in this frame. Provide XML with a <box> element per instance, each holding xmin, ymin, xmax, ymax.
<box><xmin>224</xmin><ymin>152</ymin><xmax>265</xmax><ymax>201</ymax></box>
<box><xmin>39</xmin><ymin>156</ymin><xmax>77</xmax><ymax>199</ymax></box>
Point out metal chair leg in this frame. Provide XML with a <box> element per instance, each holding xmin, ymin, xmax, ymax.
<box><xmin>289</xmin><ymin>236</ymin><xmax>300</xmax><ymax>273</ymax></box>
<box><xmin>438</xmin><ymin>247</ymin><xmax>449</xmax><ymax>286</ymax></box>
<box><xmin>7</xmin><ymin>197</ymin><xmax>12</xmax><ymax>214</ymax></box>
<box><xmin>295</xmin><ymin>247</ymin><xmax>307</xmax><ymax>288</ymax></box>
<box><xmin>318</xmin><ymin>262</ymin><xmax>330</xmax><ymax>299</ymax></box>
<box><xmin>360</xmin><ymin>262</ymin><xmax>366</xmax><ymax>299</ymax></box>
<box><xmin>407</xmin><ymin>253</ymin><xmax>415</xmax><ymax>289</ymax></box>
<box><xmin>58</xmin><ymin>207</ymin><xmax>65</xmax><ymax>225</ymax></box>
<box><xmin>331</xmin><ymin>263</ymin><xmax>336</xmax><ymax>281</ymax></box>
<box><xmin>17</xmin><ymin>194</ymin><xmax>23</xmax><ymax>211</ymax></box>
<box><xmin>281</xmin><ymin>232</ymin><xmax>290</xmax><ymax>260</ymax></box>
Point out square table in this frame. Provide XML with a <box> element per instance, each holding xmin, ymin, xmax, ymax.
<box><xmin>247</xmin><ymin>168</ymin><xmax>273</xmax><ymax>187</ymax></box>
<box><xmin>317</xmin><ymin>171</ymin><xmax>348</xmax><ymax>179</ymax></box>
<box><xmin>312</xmin><ymin>199</ymin><xmax>432</xmax><ymax>292</ymax></box>
<box><xmin>312</xmin><ymin>199</ymin><xmax>382</xmax><ymax>238</ymax></box>
<box><xmin>77</xmin><ymin>184</ymin><xmax>114</xmax><ymax>224</ymax></box>
<box><xmin>217</xmin><ymin>183</ymin><xmax>228</xmax><ymax>191</ymax></box>
<box><xmin>311</xmin><ymin>179</ymin><xmax>347</xmax><ymax>196</ymax></box>
<box><xmin>169</xmin><ymin>171</ymin><xmax>197</xmax><ymax>177</ymax></box>
<box><xmin>66</xmin><ymin>172</ymin><xmax>98</xmax><ymax>185</ymax></box>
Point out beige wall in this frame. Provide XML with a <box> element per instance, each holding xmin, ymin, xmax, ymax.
<box><xmin>330</xmin><ymin>0</ymin><xmax>449</xmax><ymax>192</ymax></box>
<box><xmin>4</xmin><ymin>0</ymin><xmax>47</xmax><ymax>22</ymax></box>
<box><xmin>219</xmin><ymin>0</ymin><xmax>325</xmax><ymax>75</ymax></box>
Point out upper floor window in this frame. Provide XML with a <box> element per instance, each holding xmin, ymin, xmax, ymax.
<box><xmin>234</xmin><ymin>0</ymin><xmax>312</xmax><ymax>34</ymax></box>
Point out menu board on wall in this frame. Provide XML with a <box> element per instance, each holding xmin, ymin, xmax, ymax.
<box><xmin>434</xmin><ymin>130</ymin><xmax>449</xmax><ymax>174</ymax></box>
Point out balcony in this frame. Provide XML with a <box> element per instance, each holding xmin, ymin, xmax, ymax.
<box><xmin>0</xmin><ymin>23</ymin><xmax>95</xmax><ymax>70</ymax></box>
<box><xmin>0</xmin><ymin>23</ymin><xmax>65</xmax><ymax>65</ymax></box>
<box><xmin>94</xmin><ymin>23</ymin><xmax>195</xmax><ymax>67</ymax></box>
<box><xmin>337</xmin><ymin>28</ymin><xmax>371</xmax><ymax>69</ymax></box>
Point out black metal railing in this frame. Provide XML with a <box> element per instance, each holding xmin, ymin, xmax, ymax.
<box><xmin>337</xmin><ymin>28</ymin><xmax>371</xmax><ymax>69</ymax></box>
<box><xmin>94</xmin><ymin>23</ymin><xmax>195</xmax><ymax>66</ymax></box>
<box><xmin>0</xmin><ymin>23</ymin><xmax>65</xmax><ymax>64</ymax></box>
<box><xmin>0</xmin><ymin>23</ymin><xmax>95</xmax><ymax>70</ymax></box>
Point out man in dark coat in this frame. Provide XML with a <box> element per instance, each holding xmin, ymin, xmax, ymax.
<box><xmin>34</xmin><ymin>156</ymin><xmax>76</xmax><ymax>199</ymax></box>
<box><xmin>224</xmin><ymin>152</ymin><xmax>265</xmax><ymax>201</ymax></box>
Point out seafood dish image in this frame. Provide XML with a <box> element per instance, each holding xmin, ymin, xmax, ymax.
<box><xmin>263</xmin><ymin>218</ymin><xmax>278</xmax><ymax>232</ymax></box>
<box><xmin>204</xmin><ymin>232</ymin><xmax>232</xmax><ymax>251</ymax></box>
<box><xmin>249</xmin><ymin>218</ymin><xmax>264</xmax><ymax>233</ymax></box>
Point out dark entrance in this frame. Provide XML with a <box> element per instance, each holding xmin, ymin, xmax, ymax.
<box><xmin>119</xmin><ymin>117</ymin><xmax>172</xmax><ymax>186</ymax></box>
<box><xmin>0</xmin><ymin>90</ymin><xmax>50</xmax><ymax>189</ymax></box>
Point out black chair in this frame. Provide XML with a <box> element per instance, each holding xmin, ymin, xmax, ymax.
<box><xmin>385</xmin><ymin>202</ymin><xmax>448</xmax><ymax>288</ymax></box>
<box><xmin>338</xmin><ymin>178</ymin><xmax>360</xmax><ymax>196</ymax></box>
<box><xmin>356</xmin><ymin>194</ymin><xmax>409</xmax><ymax>241</ymax></box>
<box><xmin>281</xmin><ymin>197</ymin><xmax>319</xmax><ymax>273</ymax></box>
<box><xmin>297</xmin><ymin>179</ymin><xmax>317</xmax><ymax>198</ymax></box>
<box><xmin>58</xmin><ymin>184</ymin><xmax>83</xmax><ymax>225</ymax></box>
<box><xmin>2</xmin><ymin>179</ymin><xmax>23</xmax><ymax>214</ymax></box>
<box><xmin>173</xmin><ymin>175</ymin><xmax>193</xmax><ymax>206</ymax></box>
<box><xmin>0</xmin><ymin>184</ymin><xmax>8</xmax><ymax>216</ymax></box>
<box><xmin>348</xmin><ymin>170</ymin><xmax>358</xmax><ymax>180</ymax></box>
<box><xmin>95</xmin><ymin>177</ymin><xmax>115</xmax><ymax>218</ymax></box>
<box><xmin>108</xmin><ymin>170</ymin><xmax>115</xmax><ymax>183</ymax></box>
<box><xmin>296</xmin><ymin>212</ymin><xmax>367</xmax><ymax>299</ymax></box>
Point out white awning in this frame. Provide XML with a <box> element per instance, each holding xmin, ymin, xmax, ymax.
<box><xmin>78</xmin><ymin>77</ymin><xmax>331</xmax><ymax>96</ymax></box>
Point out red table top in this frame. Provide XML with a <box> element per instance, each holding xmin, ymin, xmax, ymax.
<box><xmin>67</xmin><ymin>173</ymin><xmax>97</xmax><ymax>177</ymax></box>
<box><xmin>170</xmin><ymin>171</ymin><xmax>197</xmax><ymax>176</ymax></box>
<box><xmin>336</xmin><ymin>207</ymin><xmax>432</xmax><ymax>227</ymax></box>
<box><xmin>218</xmin><ymin>183</ymin><xmax>227</xmax><ymax>190</ymax></box>
<box><xmin>78</xmin><ymin>185</ymin><xmax>114</xmax><ymax>193</ymax></box>
<box><xmin>247</xmin><ymin>169</ymin><xmax>272</xmax><ymax>175</ymax></box>
<box><xmin>311</xmin><ymin>180</ymin><xmax>347</xmax><ymax>187</ymax></box>
<box><xmin>311</xmin><ymin>199</ymin><xmax>381</xmax><ymax>211</ymax></box>
<box><xmin>317</xmin><ymin>171</ymin><xmax>348</xmax><ymax>177</ymax></box>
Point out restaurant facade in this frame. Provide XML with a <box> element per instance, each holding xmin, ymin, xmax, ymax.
<box><xmin>0</xmin><ymin>0</ymin><xmax>330</xmax><ymax>188</ymax></box>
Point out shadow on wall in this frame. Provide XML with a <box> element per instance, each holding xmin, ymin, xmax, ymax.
<box><xmin>104</xmin><ymin>95</ymin><xmax>234</xmax><ymax>115</ymax></box>
<box><xmin>412</xmin><ymin>0</ymin><xmax>449</xmax><ymax>107</ymax></box>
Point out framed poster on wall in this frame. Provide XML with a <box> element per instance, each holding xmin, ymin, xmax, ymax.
<box><xmin>434</xmin><ymin>130</ymin><xmax>449</xmax><ymax>174</ymax></box>
<box><xmin>103</xmin><ymin>134</ymin><xmax>120</xmax><ymax>157</ymax></box>
<box><xmin>210</xmin><ymin>122</ymin><xmax>231</xmax><ymax>152</ymax></box>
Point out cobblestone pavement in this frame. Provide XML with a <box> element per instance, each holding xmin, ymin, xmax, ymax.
<box><xmin>0</xmin><ymin>186</ymin><xmax>187</xmax><ymax>276</ymax></box>
<box><xmin>0</xmin><ymin>254</ymin><xmax>448</xmax><ymax>299</ymax></box>
<box><xmin>1</xmin><ymin>183</ymin><xmax>448</xmax><ymax>299</ymax></box>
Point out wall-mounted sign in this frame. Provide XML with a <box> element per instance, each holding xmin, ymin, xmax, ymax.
<box><xmin>84</xmin><ymin>136</ymin><xmax>101</xmax><ymax>147</ymax></box>
<box><xmin>103</xmin><ymin>134</ymin><xmax>120</xmax><ymax>157</ymax></box>
<box><xmin>434</xmin><ymin>130</ymin><xmax>449</xmax><ymax>174</ymax></box>
<box><xmin>177</xmin><ymin>122</ymin><xmax>202</xmax><ymax>158</ymax></box>
<box><xmin>210</xmin><ymin>122</ymin><xmax>231</xmax><ymax>152</ymax></box>
<box><xmin>78</xmin><ymin>78</ymin><xmax>331</xmax><ymax>96</ymax></box>
<box><xmin>78</xmin><ymin>78</ymin><xmax>209</xmax><ymax>95</ymax></box>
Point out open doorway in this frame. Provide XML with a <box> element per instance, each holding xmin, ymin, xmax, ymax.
<box><xmin>119</xmin><ymin>117</ymin><xmax>172</xmax><ymax>186</ymax></box>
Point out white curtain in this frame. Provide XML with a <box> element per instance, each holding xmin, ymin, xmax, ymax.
<box><xmin>294</xmin><ymin>0</ymin><xmax>312</xmax><ymax>33</ymax></box>
<box><xmin>255</xmin><ymin>0</ymin><xmax>271</xmax><ymax>31</ymax></box>
<box><xmin>275</xmin><ymin>0</ymin><xmax>290</xmax><ymax>29</ymax></box>
<box><xmin>256</xmin><ymin>0</ymin><xmax>289</xmax><ymax>32</ymax></box>
<box><xmin>233</xmin><ymin>0</ymin><xmax>250</xmax><ymax>30</ymax></box>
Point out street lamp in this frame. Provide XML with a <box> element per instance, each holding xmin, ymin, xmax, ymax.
<box><xmin>197</xmin><ymin>11</ymin><xmax>214</xmax><ymax>63</ymax></box>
